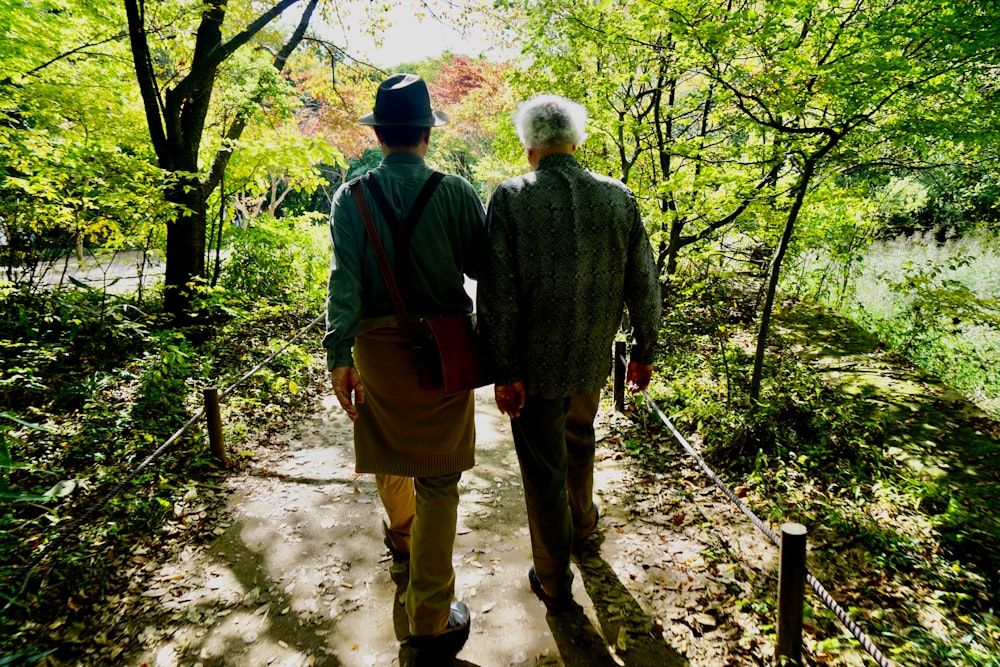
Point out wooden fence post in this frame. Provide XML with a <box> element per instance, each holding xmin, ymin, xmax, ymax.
<box><xmin>777</xmin><ymin>522</ymin><xmax>807</xmax><ymax>665</ymax></box>
<box><xmin>203</xmin><ymin>387</ymin><xmax>227</xmax><ymax>468</ymax></box>
<box><xmin>613</xmin><ymin>340</ymin><xmax>626</xmax><ymax>412</ymax></box>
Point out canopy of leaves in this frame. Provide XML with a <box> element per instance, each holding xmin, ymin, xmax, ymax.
<box><xmin>1</xmin><ymin>1</ymin><xmax>165</xmax><ymax>276</ymax></box>
<box><xmin>498</xmin><ymin>0</ymin><xmax>1000</xmax><ymax>273</ymax></box>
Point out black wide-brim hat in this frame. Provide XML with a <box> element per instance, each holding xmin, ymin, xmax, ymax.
<box><xmin>358</xmin><ymin>73</ymin><xmax>449</xmax><ymax>127</ymax></box>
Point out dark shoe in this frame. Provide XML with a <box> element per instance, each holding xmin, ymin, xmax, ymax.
<box><xmin>408</xmin><ymin>600</ymin><xmax>471</xmax><ymax>657</ymax></box>
<box><xmin>528</xmin><ymin>567</ymin><xmax>578</xmax><ymax>612</ymax></box>
<box><xmin>382</xmin><ymin>521</ymin><xmax>410</xmax><ymax>563</ymax></box>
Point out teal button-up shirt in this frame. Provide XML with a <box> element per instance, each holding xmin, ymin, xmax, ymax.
<box><xmin>323</xmin><ymin>154</ymin><xmax>486</xmax><ymax>369</ymax></box>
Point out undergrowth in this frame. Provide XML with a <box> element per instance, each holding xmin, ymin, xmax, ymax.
<box><xmin>0</xmin><ymin>282</ymin><xmax>326</xmax><ymax>661</ymax></box>
<box><xmin>789</xmin><ymin>228</ymin><xmax>1000</xmax><ymax>418</ymax></box>
<box><xmin>629</xmin><ymin>268</ymin><xmax>1000</xmax><ymax>666</ymax></box>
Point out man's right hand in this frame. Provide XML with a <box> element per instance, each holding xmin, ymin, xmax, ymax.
<box><xmin>494</xmin><ymin>381</ymin><xmax>526</xmax><ymax>418</ymax></box>
<box><xmin>626</xmin><ymin>362</ymin><xmax>653</xmax><ymax>393</ymax></box>
<box><xmin>330</xmin><ymin>366</ymin><xmax>364</xmax><ymax>422</ymax></box>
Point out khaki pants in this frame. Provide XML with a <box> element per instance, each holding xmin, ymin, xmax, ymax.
<box><xmin>376</xmin><ymin>472</ymin><xmax>461</xmax><ymax>636</ymax></box>
<box><xmin>511</xmin><ymin>389</ymin><xmax>601</xmax><ymax>598</ymax></box>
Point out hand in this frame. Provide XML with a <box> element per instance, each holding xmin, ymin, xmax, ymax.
<box><xmin>494</xmin><ymin>381</ymin><xmax>526</xmax><ymax>418</ymax></box>
<box><xmin>330</xmin><ymin>366</ymin><xmax>365</xmax><ymax>422</ymax></box>
<box><xmin>626</xmin><ymin>362</ymin><xmax>653</xmax><ymax>393</ymax></box>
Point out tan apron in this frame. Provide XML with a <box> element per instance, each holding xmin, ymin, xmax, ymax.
<box><xmin>352</xmin><ymin>317</ymin><xmax>475</xmax><ymax>477</ymax></box>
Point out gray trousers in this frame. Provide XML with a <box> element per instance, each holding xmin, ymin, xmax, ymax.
<box><xmin>511</xmin><ymin>389</ymin><xmax>601</xmax><ymax>598</ymax></box>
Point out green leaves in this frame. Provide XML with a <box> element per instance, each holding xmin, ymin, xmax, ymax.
<box><xmin>0</xmin><ymin>412</ymin><xmax>58</xmax><ymax>501</ymax></box>
<box><xmin>501</xmin><ymin>0</ymin><xmax>1000</xmax><ymax>280</ymax></box>
<box><xmin>218</xmin><ymin>212</ymin><xmax>328</xmax><ymax>306</ymax></box>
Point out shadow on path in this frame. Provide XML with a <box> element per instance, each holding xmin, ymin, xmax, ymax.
<box><xmin>574</xmin><ymin>550</ymin><xmax>689</xmax><ymax>667</ymax></box>
<box><xmin>125</xmin><ymin>389</ymin><xmax>697</xmax><ymax>666</ymax></box>
<box><xmin>545</xmin><ymin>606</ymin><xmax>618</xmax><ymax>666</ymax></box>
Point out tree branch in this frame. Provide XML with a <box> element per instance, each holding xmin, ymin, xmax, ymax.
<box><xmin>21</xmin><ymin>31</ymin><xmax>128</xmax><ymax>80</ymax></box>
<box><xmin>176</xmin><ymin>0</ymin><xmax>304</xmax><ymax>104</ymax></box>
<box><xmin>203</xmin><ymin>0</ymin><xmax>320</xmax><ymax>195</ymax></box>
<box><xmin>123</xmin><ymin>0</ymin><xmax>169</xmax><ymax>163</ymax></box>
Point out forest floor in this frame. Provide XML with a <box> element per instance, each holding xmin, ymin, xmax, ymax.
<box><xmin>29</xmin><ymin>304</ymin><xmax>1000</xmax><ymax>667</ymax></box>
<box><xmin>93</xmin><ymin>385</ymin><xmax>772</xmax><ymax>667</ymax></box>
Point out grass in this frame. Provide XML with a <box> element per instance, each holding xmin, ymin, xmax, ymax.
<box><xmin>788</xmin><ymin>228</ymin><xmax>1000</xmax><ymax>418</ymax></box>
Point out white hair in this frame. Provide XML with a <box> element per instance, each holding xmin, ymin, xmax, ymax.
<box><xmin>512</xmin><ymin>94</ymin><xmax>588</xmax><ymax>149</ymax></box>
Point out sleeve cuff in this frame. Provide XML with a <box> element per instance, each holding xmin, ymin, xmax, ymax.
<box><xmin>326</xmin><ymin>346</ymin><xmax>355</xmax><ymax>370</ymax></box>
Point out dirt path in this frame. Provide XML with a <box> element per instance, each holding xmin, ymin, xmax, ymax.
<box><xmin>121</xmin><ymin>386</ymin><xmax>769</xmax><ymax>667</ymax></box>
<box><xmin>13</xmin><ymin>290</ymin><xmax>996</xmax><ymax>665</ymax></box>
<box><xmin>24</xmin><ymin>267</ymin><xmax>766</xmax><ymax>666</ymax></box>
<box><xmin>90</xmin><ymin>302</ymin><xmax>1000</xmax><ymax>667</ymax></box>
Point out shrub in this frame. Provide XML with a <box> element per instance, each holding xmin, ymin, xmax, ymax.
<box><xmin>219</xmin><ymin>212</ymin><xmax>327</xmax><ymax>307</ymax></box>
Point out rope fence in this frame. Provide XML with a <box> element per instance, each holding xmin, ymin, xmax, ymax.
<box><xmin>2</xmin><ymin>313</ymin><xmax>325</xmax><ymax>611</ymax></box>
<box><xmin>630</xmin><ymin>361</ymin><xmax>894</xmax><ymax>667</ymax></box>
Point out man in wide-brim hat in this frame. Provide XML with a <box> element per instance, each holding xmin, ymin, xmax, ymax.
<box><xmin>323</xmin><ymin>73</ymin><xmax>485</xmax><ymax>661</ymax></box>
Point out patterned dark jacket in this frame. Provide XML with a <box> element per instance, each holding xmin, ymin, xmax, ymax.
<box><xmin>478</xmin><ymin>153</ymin><xmax>661</xmax><ymax>398</ymax></box>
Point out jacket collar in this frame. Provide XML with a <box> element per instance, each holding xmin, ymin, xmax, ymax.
<box><xmin>536</xmin><ymin>153</ymin><xmax>580</xmax><ymax>171</ymax></box>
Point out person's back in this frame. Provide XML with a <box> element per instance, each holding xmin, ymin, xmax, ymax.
<box><xmin>339</xmin><ymin>156</ymin><xmax>482</xmax><ymax>320</ymax></box>
<box><xmin>323</xmin><ymin>73</ymin><xmax>483</xmax><ymax>663</ymax></box>
<box><xmin>484</xmin><ymin>153</ymin><xmax>649</xmax><ymax>398</ymax></box>
<box><xmin>478</xmin><ymin>93</ymin><xmax>660</xmax><ymax>613</ymax></box>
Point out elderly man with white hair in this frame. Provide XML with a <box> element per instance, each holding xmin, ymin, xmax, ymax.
<box><xmin>478</xmin><ymin>94</ymin><xmax>662</xmax><ymax>611</ymax></box>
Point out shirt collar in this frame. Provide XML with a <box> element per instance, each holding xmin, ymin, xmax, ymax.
<box><xmin>380</xmin><ymin>153</ymin><xmax>426</xmax><ymax>167</ymax></box>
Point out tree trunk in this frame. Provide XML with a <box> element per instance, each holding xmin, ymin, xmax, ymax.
<box><xmin>163</xmin><ymin>180</ymin><xmax>208</xmax><ymax>317</ymax></box>
<box><xmin>748</xmin><ymin>158</ymin><xmax>817</xmax><ymax>403</ymax></box>
<box><xmin>662</xmin><ymin>220</ymin><xmax>683</xmax><ymax>276</ymax></box>
<box><xmin>124</xmin><ymin>0</ymin><xmax>317</xmax><ymax>321</ymax></box>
